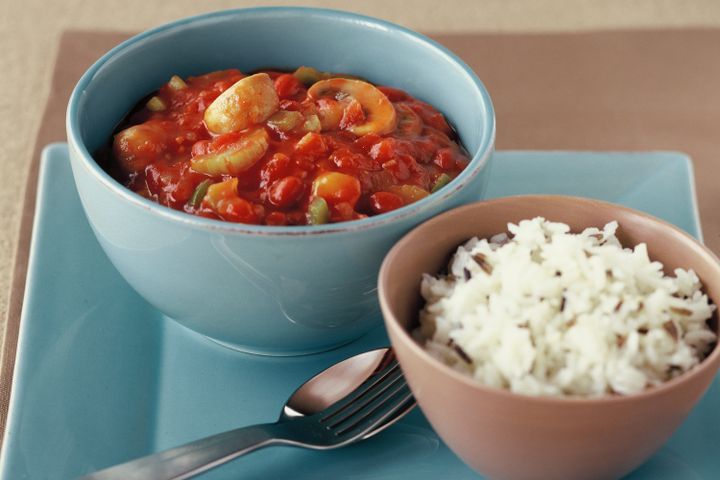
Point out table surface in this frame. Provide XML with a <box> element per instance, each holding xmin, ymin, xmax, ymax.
<box><xmin>3</xmin><ymin>0</ymin><xmax>720</xmax><ymax>379</ymax></box>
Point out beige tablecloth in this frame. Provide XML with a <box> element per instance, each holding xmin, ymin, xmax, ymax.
<box><xmin>2</xmin><ymin>27</ymin><xmax>720</xmax><ymax>443</ymax></box>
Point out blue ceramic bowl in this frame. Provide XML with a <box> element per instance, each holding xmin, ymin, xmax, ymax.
<box><xmin>66</xmin><ymin>7</ymin><xmax>495</xmax><ymax>355</ymax></box>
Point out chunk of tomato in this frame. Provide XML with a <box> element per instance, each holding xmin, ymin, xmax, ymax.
<box><xmin>274</xmin><ymin>74</ymin><xmax>303</xmax><ymax>99</ymax></box>
<box><xmin>269</xmin><ymin>176</ymin><xmax>304</xmax><ymax>208</ymax></box>
<box><xmin>433</xmin><ymin>147</ymin><xmax>456</xmax><ymax>170</ymax></box>
<box><xmin>369</xmin><ymin>192</ymin><xmax>404</xmax><ymax>214</ymax></box>
<box><xmin>261</xmin><ymin>153</ymin><xmax>293</xmax><ymax>185</ymax></box>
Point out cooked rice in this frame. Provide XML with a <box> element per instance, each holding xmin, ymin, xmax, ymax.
<box><xmin>417</xmin><ymin>217</ymin><xmax>717</xmax><ymax>397</ymax></box>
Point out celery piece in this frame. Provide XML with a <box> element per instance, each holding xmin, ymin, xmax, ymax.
<box><xmin>168</xmin><ymin>75</ymin><xmax>188</xmax><ymax>91</ymax></box>
<box><xmin>308</xmin><ymin>197</ymin><xmax>330</xmax><ymax>225</ymax></box>
<box><xmin>302</xmin><ymin>114</ymin><xmax>321</xmax><ymax>133</ymax></box>
<box><xmin>267</xmin><ymin>110</ymin><xmax>304</xmax><ymax>132</ymax></box>
<box><xmin>189</xmin><ymin>179</ymin><xmax>212</xmax><ymax>209</ymax></box>
<box><xmin>293</xmin><ymin>66</ymin><xmax>322</xmax><ymax>86</ymax></box>
<box><xmin>431</xmin><ymin>173</ymin><xmax>452</xmax><ymax>193</ymax></box>
<box><xmin>146</xmin><ymin>96</ymin><xmax>167</xmax><ymax>112</ymax></box>
<box><xmin>191</xmin><ymin>129</ymin><xmax>269</xmax><ymax>176</ymax></box>
<box><xmin>388</xmin><ymin>184</ymin><xmax>430</xmax><ymax>203</ymax></box>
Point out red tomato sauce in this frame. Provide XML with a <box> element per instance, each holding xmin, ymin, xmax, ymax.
<box><xmin>97</xmin><ymin>67</ymin><xmax>470</xmax><ymax>225</ymax></box>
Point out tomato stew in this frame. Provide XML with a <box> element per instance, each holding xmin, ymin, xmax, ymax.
<box><xmin>97</xmin><ymin>67</ymin><xmax>470</xmax><ymax>225</ymax></box>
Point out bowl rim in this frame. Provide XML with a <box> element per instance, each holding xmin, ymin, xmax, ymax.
<box><xmin>379</xmin><ymin>194</ymin><xmax>720</xmax><ymax>405</ymax></box>
<box><xmin>66</xmin><ymin>6</ymin><xmax>496</xmax><ymax>236</ymax></box>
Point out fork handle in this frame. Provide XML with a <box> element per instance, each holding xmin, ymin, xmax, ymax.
<box><xmin>80</xmin><ymin>422</ymin><xmax>284</xmax><ymax>480</ymax></box>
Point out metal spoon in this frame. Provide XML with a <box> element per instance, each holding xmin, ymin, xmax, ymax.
<box><xmin>81</xmin><ymin>348</ymin><xmax>415</xmax><ymax>480</ymax></box>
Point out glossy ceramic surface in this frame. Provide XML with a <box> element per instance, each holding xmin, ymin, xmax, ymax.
<box><xmin>65</xmin><ymin>7</ymin><xmax>495</xmax><ymax>354</ymax></box>
<box><xmin>1</xmin><ymin>145</ymin><xmax>717</xmax><ymax>480</ymax></box>
<box><xmin>380</xmin><ymin>195</ymin><xmax>720</xmax><ymax>480</ymax></box>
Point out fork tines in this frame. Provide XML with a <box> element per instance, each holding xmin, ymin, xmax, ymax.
<box><xmin>318</xmin><ymin>356</ymin><xmax>414</xmax><ymax>438</ymax></box>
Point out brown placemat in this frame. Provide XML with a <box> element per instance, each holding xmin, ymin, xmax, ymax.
<box><xmin>3</xmin><ymin>28</ymin><xmax>720</xmax><ymax>446</ymax></box>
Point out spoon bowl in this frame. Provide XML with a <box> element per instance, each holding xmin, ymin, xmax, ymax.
<box><xmin>283</xmin><ymin>348</ymin><xmax>397</xmax><ymax>416</ymax></box>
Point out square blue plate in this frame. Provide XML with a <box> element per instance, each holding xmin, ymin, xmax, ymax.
<box><xmin>1</xmin><ymin>144</ymin><xmax>717</xmax><ymax>479</ymax></box>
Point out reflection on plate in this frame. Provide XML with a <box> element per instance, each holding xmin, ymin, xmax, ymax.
<box><xmin>0</xmin><ymin>144</ymin><xmax>716</xmax><ymax>479</ymax></box>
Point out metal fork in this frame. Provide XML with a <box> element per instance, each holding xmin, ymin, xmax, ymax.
<box><xmin>81</xmin><ymin>355</ymin><xmax>414</xmax><ymax>480</ymax></box>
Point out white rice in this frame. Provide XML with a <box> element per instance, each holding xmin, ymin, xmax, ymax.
<box><xmin>418</xmin><ymin>217</ymin><xmax>717</xmax><ymax>397</ymax></box>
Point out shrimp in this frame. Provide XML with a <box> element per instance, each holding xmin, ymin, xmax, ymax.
<box><xmin>113</xmin><ymin>122</ymin><xmax>167</xmax><ymax>173</ymax></box>
<box><xmin>308</xmin><ymin>78</ymin><xmax>397</xmax><ymax>136</ymax></box>
<box><xmin>204</xmin><ymin>73</ymin><xmax>280</xmax><ymax>134</ymax></box>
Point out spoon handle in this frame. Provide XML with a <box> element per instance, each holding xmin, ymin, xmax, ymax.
<box><xmin>80</xmin><ymin>422</ymin><xmax>283</xmax><ymax>480</ymax></box>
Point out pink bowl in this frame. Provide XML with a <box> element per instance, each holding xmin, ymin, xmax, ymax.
<box><xmin>379</xmin><ymin>195</ymin><xmax>720</xmax><ymax>480</ymax></box>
